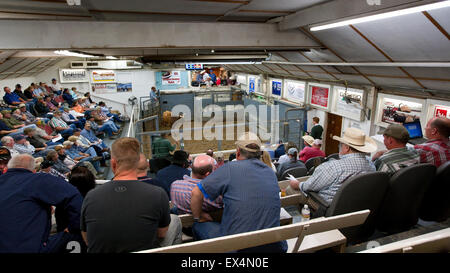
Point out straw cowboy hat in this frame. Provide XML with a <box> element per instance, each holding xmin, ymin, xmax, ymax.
<box><xmin>332</xmin><ymin>127</ymin><xmax>377</xmax><ymax>153</ymax></box>
<box><xmin>302</xmin><ymin>135</ymin><xmax>315</xmax><ymax>146</ymax></box>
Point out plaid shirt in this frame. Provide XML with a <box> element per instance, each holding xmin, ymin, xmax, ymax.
<box><xmin>49</xmin><ymin>117</ymin><xmax>68</xmax><ymax>129</ymax></box>
<box><xmin>374</xmin><ymin>147</ymin><xmax>420</xmax><ymax>175</ymax></box>
<box><xmin>414</xmin><ymin>139</ymin><xmax>450</xmax><ymax>167</ymax></box>
<box><xmin>300</xmin><ymin>153</ymin><xmax>376</xmax><ymax>206</ymax></box>
<box><xmin>171</xmin><ymin>175</ymin><xmax>223</xmax><ymax>214</ymax></box>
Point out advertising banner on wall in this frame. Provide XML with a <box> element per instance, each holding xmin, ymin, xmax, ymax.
<box><xmin>310</xmin><ymin>85</ymin><xmax>330</xmax><ymax>108</ymax></box>
<box><xmin>248</xmin><ymin>77</ymin><xmax>255</xmax><ymax>93</ymax></box>
<box><xmin>91</xmin><ymin>70</ymin><xmax>116</xmax><ymax>83</ymax></box>
<box><xmin>161</xmin><ymin>71</ymin><xmax>181</xmax><ymax>85</ymax></box>
<box><xmin>59</xmin><ymin>69</ymin><xmax>89</xmax><ymax>83</ymax></box>
<box><xmin>116</xmin><ymin>72</ymin><xmax>133</xmax><ymax>92</ymax></box>
<box><xmin>284</xmin><ymin>80</ymin><xmax>305</xmax><ymax>103</ymax></box>
<box><xmin>435</xmin><ymin>106</ymin><xmax>450</xmax><ymax>118</ymax></box>
<box><xmin>334</xmin><ymin>87</ymin><xmax>364</xmax><ymax>121</ymax></box>
<box><xmin>92</xmin><ymin>83</ymin><xmax>117</xmax><ymax>94</ymax></box>
<box><xmin>272</xmin><ymin>80</ymin><xmax>282</xmax><ymax>96</ymax></box>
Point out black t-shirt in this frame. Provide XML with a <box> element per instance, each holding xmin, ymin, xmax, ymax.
<box><xmin>81</xmin><ymin>180</ymin><xmax>171</xmax><ymax>253</ymax></box>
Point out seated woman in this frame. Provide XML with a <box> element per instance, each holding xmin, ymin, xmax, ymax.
<box><xmin>276</xmin><ymin>148</ymin><xmax>306</xmax><ymax>180</ymax></box>
<box><xmin>261</xmin><ymin>150</ymin><xmax>276</xmax><ymax>172</ymax></box>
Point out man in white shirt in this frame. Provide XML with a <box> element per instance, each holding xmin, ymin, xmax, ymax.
<box><xmin>49</xmin><ymin>78</ymin><xmax>62</xmax><ymax>94</ymax></box>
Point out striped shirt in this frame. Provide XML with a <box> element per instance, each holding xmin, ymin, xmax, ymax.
<box><xmin>171</xmin><ymin>175</ymin><xmax>223</xmax><ymax>214</ymax></box>
<box><xmin>414</xmin><ymin>139</ymin><xmax>450</xmax><ymax>168</ymax></box>
<box><xmin>300</xmin><ymin>153</ymin><xmax>376</xmax><ymax>206</ymax></box>
<box><xmin>49</xmin><ymin>117</ymin><xmax>68</xmax><ymax>129</ymax></box>
<box><xmin>374</xmin><ymin>147</ymin><xmax>420</xmax><ymax>175</ymax></box>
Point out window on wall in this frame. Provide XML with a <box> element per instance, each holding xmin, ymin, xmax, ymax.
<box><xmin>283</xmin><ymin>80</ymin><xmax>306</xmax><ymax>104</ymax></box>
<box><xmin>376</xmin><ymin>94</ymin><xmax>425</xmax><ymax>127</ymax></box>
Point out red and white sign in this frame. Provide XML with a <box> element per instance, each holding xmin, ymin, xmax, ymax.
<box><xmin>435</xmin><ymin>106</ymin><xmax>450</xmax><ymax>118</ymax></box>
<box><xmin>162</xmin><ymin>71</ymin><xmax>181</xmax><ymax>85</ymax></box>
<box><xmin>310</xmin><ymin>86</ymin><xmax>329</xmax><ymax>108</ymax></box>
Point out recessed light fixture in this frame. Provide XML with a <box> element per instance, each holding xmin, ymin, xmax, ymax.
<box><xmin>310</xmin><ymin>0</ymin><xmax>450</xmax><ymax>31</ymax></box>
<box><xmin>211</xmin><ymin>49</ymin><xmax>215</xmax><ymax>53</ymax></box>
<box><xmin>54</xmin><ymin>50</ymin><xmax>96</xmax><ymax>58</ymax></box>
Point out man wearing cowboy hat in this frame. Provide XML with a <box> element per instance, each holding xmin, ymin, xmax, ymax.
<box><xmin>288</xmin><ymin>127</ymin><xmax>377</xmax><ymax>209</ymax></box>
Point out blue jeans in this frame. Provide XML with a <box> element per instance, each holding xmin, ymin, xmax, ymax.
<box><xmin>107</xmin><ymin>113</ymin><xmax>121</xmax><ymax>123</ymax></box>
<box><xmin>104</xmin><ymin>120</ymin><xmax>119</xmax><ymax>131</ymax></box>
<box><xmin>40</xmin><ymin>232</ymin><xmax>85</xmax><ymax>253</ymax></box>
<box><xmin>97</xmin><ymin>124</ymin><xmax>113</xmax><ymax>137</ymax></box>
<box><xmin>79</xmin><ymin>156</ymin><xmax>100</xmax><ymax>172</ymax></box>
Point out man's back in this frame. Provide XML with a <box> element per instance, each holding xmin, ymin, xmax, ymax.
<box><xmin>81</xmin><ymin>180</ymin><xmax>170</xmax><ymax>253</ymax></box>
<box><xmin>374</xmin><ymin>147</ymin><xmax>420</xmax><ymax>175</ymax></box>
<box><xmin>0</xmin><ymin>168</ymin><xmax>81</xmax><ymax>253</ymax></box>
<box><xmin>414</xmin><ymin>139</ymin><xmax>450</xmax><ymax>167</ymax></box>
<box><xmin>200</xmin><ymin>159</ymin><xmax>280</xmax><ymax>236</ymax></box>
<box><xmin>299</xmin><ymin>146</ymin><xmax>326</xmax><ymax>162</ymax></box>
<box><xmin>310</xmin><ymin>124</ymin><xmax>323</xmax><ymax>139</ymax></box>
<box><xmin>152</xmin><ymin>137</ymin><xmax>175</xmax><ymax>158</ymax></box>
<box><xmin>156</xmin><ymin>164</ymin><xmax>191</xmax><ymax>198</ymax></box>
<box><xmin>300</xmin><ymin>153</ymin><xmax>375</xmax><ymax>205</ymax></box>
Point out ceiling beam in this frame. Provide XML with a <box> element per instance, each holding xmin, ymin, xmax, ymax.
<box><xmin>279</xmin><ymin>0</ymin><xmax>440</xmax><ymax>30</ymax></box>
<box><xmin>0</xmin><ymin>20</ymin><xmax>319</xmax><ymax>50</ymax></box>
<box><xmin>296</xmin><ymin>51</ymin><xmax>340</xmax><ymax>81</ymax></box>
<box><xmin>422</xmin><ymin>11</ymin><xmax>450</xmax><ymax>40</ymax></box>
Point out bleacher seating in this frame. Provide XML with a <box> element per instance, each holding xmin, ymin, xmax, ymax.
<box><xmin>279</xmin><ymin>166</ymin><xmax>308</xmax><ymax>181</ymax></box>
<box><xmin>419</xmin><ymin>161</ymin><xmax>450</xmax><ymax>222</ymax></box>
<box><xmin>136</xmin><ymin>210</ymin><xmax>370</xmax><ymax>253</ymax></box>
<box><xmin>376</xmin><ymin>163</ymin><xmax>436</xmax><ymax>234</ymax></box>
<box><xmin>308</xmin><ymin>172</ymin><xmax>390</xmax><ymax>244</ymax></box>
<box><xmin>360</xmin><ymin>228</ymin><xmax>450</xmax><ymax>253</ymax></box>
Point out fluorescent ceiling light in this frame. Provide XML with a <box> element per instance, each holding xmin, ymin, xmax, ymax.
<box><xmin>310</xmin><ymin>0</ymin><xmax>450</xmax><ymax>31</ymax></box>
<box><xmin>106</xmin><ymin>56</ymin><xmax>118</xmax><ymax>60</ymax></box>
<box><xmin>54</xmin><ymin>50</ymin><xmax>96</xmax><ymax>58</ymax></box>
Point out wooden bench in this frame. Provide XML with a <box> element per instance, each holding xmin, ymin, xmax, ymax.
<box><xmin>135</xmin><ymin>210</ymin><xmax>370</xmax><ymax>253</ymax></box>
<box><xmin>359</xmin><ymin>227</ymin><xmax>450</xmax><ymax>253</ymax></box>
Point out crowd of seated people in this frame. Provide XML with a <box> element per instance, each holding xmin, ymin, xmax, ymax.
<box><xmin>0</xmin><ymin>79</ymin><xmax>127</xmax><ymax>179</ymax></box>
<box><xmin>0</xmin><ymin>115</ymin><xmax>448</xmax><ymax>254</ymax></box>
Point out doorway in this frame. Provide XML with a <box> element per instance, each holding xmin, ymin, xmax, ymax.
<box><xmin>325</xmin><ymin>113</ymin><xmax>343</xmax><ymax>155</ymax></box>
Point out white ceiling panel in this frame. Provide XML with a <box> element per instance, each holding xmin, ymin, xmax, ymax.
<box><xmin>354</xmin><ymin>11</ymin><xmax>450</xmax><ymax>61</ymax></box>
<box><xmin>312</xmin><ymin>26</ymin><xmax>388</xmax><ymax>62</ymax></box>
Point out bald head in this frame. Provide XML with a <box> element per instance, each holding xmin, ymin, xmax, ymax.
<box><xmin>426</xmin><ymin>117</ymin><xmax>450</xmax><ymax>139</ymax></box>
<box><xmin>7</xmin><ymin>154</ymin><xmax>35</xmax><ymax>172</ymax></box>
<box><xmin>191</xmin><ymin>155</ymin><xmax>214</xmax><ymax>179</ymax></box>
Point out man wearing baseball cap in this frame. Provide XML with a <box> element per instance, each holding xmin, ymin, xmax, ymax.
<box><xmin>299</xmin><ymin>138</ymin><xmax>326</xmax><ymax>163</ymax></box>
<box><xmin>288</xmin><ymin>127</ymin><xmax>377</xmax><ymax>213</ymax></box>
<box><xmin>276</xmin><ymin>147</ymin><xmax>306</xmax><ymax>180</ymax></box>
<box><xmin>190</xmin><ymin>132</ymin><xmax>287</xmax><ymax>252</ymax></box>
<box><xmin>371</xmin><ymin>124</ymin><xmax>420</xmax><ymax>175</ymax></box>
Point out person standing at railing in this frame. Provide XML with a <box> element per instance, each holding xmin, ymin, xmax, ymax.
<box><xmin>149</xmin><ymin>86</ymin><xmax>159</xmax><ymax>102</ymax></box>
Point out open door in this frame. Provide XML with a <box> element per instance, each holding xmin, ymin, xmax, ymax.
<box><xmin>325</xmin><ymin>113</ymin><xmax>343</xmax><ymax>155</ymax></box>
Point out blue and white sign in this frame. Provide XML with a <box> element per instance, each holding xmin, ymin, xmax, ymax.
<box><xmin>272</xmin><ymin>80</ymin><xmax>282</xmax><ymax>96</ymax></box>
<box><xmin>249</xmin><ymin>77</ymin><xmax>255</xmax><ymax>93</ymax></box>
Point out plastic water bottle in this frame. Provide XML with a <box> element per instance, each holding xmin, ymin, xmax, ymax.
<box><xmin>301</xmin><ymin>204</ymin><xmax>310</xmax><ymax>222</ymax></box>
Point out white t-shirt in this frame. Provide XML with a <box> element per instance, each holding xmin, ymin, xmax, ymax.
<box><xmin>49</xmin><ymin>83</ymin><xmax>62</xmax><ymax>92</ymax></box>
